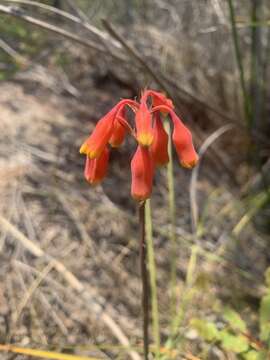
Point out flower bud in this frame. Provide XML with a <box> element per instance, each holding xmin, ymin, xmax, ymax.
<box><xmin>171</xmin><ymin>112</ymin><xmax>198</xmax><ymax>168</ymax></box>
<box><xmin>80</xmin><ymin>107</ymin><xmax>117</xmax><ymax>159</ymax></box>
<box><xmin>109</xmin><ymin>108</ymin><xmax>127</xmax><ymax>147</ymax></box>
<box><xmin>84</xmin><ymin>147</ymin><xmax>109</xmax><ymax>184</ymax></box>
<box><xmin>131</xmin><ymin>146</ymin><xmax>154</xmax><ymax>201</ymax></box>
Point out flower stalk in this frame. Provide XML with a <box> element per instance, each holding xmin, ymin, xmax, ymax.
<box><xmin>139</xmin><ymin>201</ymin><xmax>149</xmax><ymax>360</ymax></box>
<box><xmin>164</xmin><ymin>120</ymin><xmax>177</xmax><ymax>323</ymax></box>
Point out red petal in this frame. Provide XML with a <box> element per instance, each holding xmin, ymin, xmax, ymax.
<box><xmin>170</xmin><ymin>111</ymin><xmax>198</xmax><ymax>168</ymax></box>
<box><xmin>84</xmin><ymin>147</ymin><xmax>110</xmax><ymax>184</ymax></box>
<box><xmin>150</xmin><ymin>113</ymin><xmax>169</xmax><ymax>166</ymax></box>
<box><xmin>135</xmin><ymin>101</ymin><xmax>153</xmax><ymax>146</ymax></box>
<box><xmin>131</xmin><ymin>146</ymin><xmax>154</xmax><ymax>201</ymax></box>
<box><xmin>109</xmin><ymin>107</ymin><xmax>127</xmax><ymax>147</ymax></box>
<box><xmin>80</xmin><ymin>99</ymin><xmax>139</xmax><ymax>158</ymax></box>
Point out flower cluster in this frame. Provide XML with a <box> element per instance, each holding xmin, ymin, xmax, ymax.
<box><xmin>80</xmin><ymin>90</ymin><xmax>198</xmax><ymax>201</ymax></box>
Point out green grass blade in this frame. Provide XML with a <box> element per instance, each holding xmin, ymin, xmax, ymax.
<box><xmin>145</xmin><ymin>199</ymin><xmax>160</xmax><ymax>358</ymax></box>
<box><xmin>164</xmin><ymin>119</ymin><xmax>177</xmax><ymax>323</ymax></box>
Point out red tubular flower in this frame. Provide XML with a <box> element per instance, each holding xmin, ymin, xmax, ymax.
<box><xmin>84</xmin><ymin>147</ymin><xmax>109</xmax><ymax>184</ymax></box>
<box><xmin>131</xmin><ymin>146</ymin><xmax>154</xmax><ymax>201</ymax></box>
<box><xmin>80</xmin><ymin>99</ymin><xmax>138</xmax><ymax>159</ymax></box>
<box><xmin>80</xmin><ymin>107</ymin><xmax>117</xmax><ymax>159</ymax></box>
<box><xmin>135</xmin><ymin>101</ymin><xmax>154</xmax><ymax>147</ymax></box>
<box><xmin>150</xmin><ymin>113</ymin><xmax>169</xmax><ymax>166</ymax></box>
<box><xmin>170</xmin><ymin>111</ymin><xmax>198</xmax><ymax>169</ymax></box>
<box><xmin>80</xmin><ymin>90</ymin><xmax>198</xmax><ymax>199</ymax></box>
<box><xmin>109</xmin><ymin>107</ymin><xmax>127</xmax><ymax>148</ymax></box>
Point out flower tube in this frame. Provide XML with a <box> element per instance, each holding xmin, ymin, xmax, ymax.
<box><xmin>131</xmin><ymin>146</ymin><xmax>154</xmax><ymax>200</ymax></box>
<box><xmin>170</xmin><ymin>111</ymin><xmax>198</xmax><ymax>168</ymax></box>
<box><xmin>84</xmin><ymin>147</ymin><xmax>110</xmax><ymax>184</ymax></box>
<box><xmin>150</xmin><ymin>113</ymin><xmax>169</xmax><ymax>166</ymax></box>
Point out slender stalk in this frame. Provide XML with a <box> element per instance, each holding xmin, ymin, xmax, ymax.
<box><xmin>145</xmin><ymin>199</ymin><xmax>160</xmax><ymax>358</ymax></box>
<box><xmin>186</xmin><ymin>245</ymin><xmax>198</xmax><ymax>287</ymax></box>
<box><xmin>227</xmin><ymin>0</ymin><xmax>251</xmax><ymax>127</ymax></box>
<box><xmin>250</xmin><ymin>0</ymin><xmax>263</xmax><ymax>131</ymax></box>
<box><xmin>139</xmin><ymin>202</ymin><xmax>149</xmax><ymax>360</ymax></box>
<box><xmin>164</xmin><ymin>120</ymin><xmax>177</xmax><ymax>322</ymax></box>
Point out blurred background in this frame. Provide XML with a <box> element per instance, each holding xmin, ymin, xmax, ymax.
<box><xmin>0</xmin><ymin>0</ymin><xmax>269</xmax><ymax>359</ymax></box>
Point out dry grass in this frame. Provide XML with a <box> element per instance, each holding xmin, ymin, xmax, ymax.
<box><xmin>0</xmin><ymin>1</ymin><xmax>269</xmax><ymax>358</ymax></box>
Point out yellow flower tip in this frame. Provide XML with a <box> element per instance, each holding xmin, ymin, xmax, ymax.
<box><xmin>87</xmin><ymin>150</ymin><xmax>100</xmax><ymax>159</ymax></box>
<box><xmin>137</xmin><ymin>133</ymin><xmax>154</xmax><ymax>147</ymax></box>
<box><xmin>80</xmin><ymin>143</ymin><xmax>101</xmax><ymax>159</ymax></box>
<box><xmin>180</xmin><ymin>158</ymin><xmax>198</xmax><ymax>169</ymax></box>
<box><xmin>79</xmin><ymin>143</ymin><xmax>89</xmax><ymax>155</ymax></box>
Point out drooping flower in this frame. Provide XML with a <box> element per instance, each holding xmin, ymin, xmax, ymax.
<box><xmin>80</xmin><ymin>107</ymin><xmax>117</xmax><ymax>159</ymax></box>
<box><xmin>131</xmin><ymin>146</ymin><xmax>154</xmax><ymax>201</ymax></box>
<box><xmin>109</xmin><ymin>107</ymin><xmax>127</xmax><ymax>148</ymax></box>
<box><xmin>80</xmin><ymin>89</ymin><xmax>198</xmax><ymax>198</ymax></box>
<box><xmin>135</xmin><ymin>100</ymin><xmax>154</xmax><ymax>147</ymax></box>
<box><xmin>84</xmin><ymin>146</ymin><xmax>110</xmax><ymax>184</ymax></box>
<box><xmin>80</xmin><ymin>99</ymin><xmax>138</xmax><ymax>159</ymax></box>
<box><xmin>150</xmin><ymin>113</ymin><xmax>169</xmax><ymax>166</ymax></box>
<box><xmin>170</xmin><ymin>111</ymin><xmax>198</xmax><ymax>169</ymax></box>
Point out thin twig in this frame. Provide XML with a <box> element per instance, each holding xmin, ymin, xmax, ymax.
<box><xmin>0</xmin><ymin>4</ymin><xmax>105</xmax><ymax>53</ymax></box>
<box><xmin>102</xmin><ymin>19</ymin><xmax>173</xmax><ymax>100</ymax></box>
<box><xmin>190</xmin><ymin>124</ymin><xmax>234</xmax><ymax>234</ymax></box>
<box><xmin>12</xmin><ymin>261</ymin><xmax>54</xmax><ymax>331</ymax></box>
<box><xmin>3</xmin><ymin>0</ymin><xmax>115</xmax><ymax>44</ymax></box>
<box><xmin>0</xmin><ymin>37</ymin><xmax>28</xmax><ymax>65</ymax></box>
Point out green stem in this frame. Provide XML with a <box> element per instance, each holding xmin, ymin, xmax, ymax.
<box><xmin>227</xmin><ymin>0</ymin><xmax>251</xmax><ymax>127</ymax></box>
<box><xmin>164</xmin><ymin>120</ymin><xmax>177</xmax><ymax>322</ymax></box>
<box><xmin>139</xmin><ymin>202</ymin><xmax>149</xmax><ymax>360</ymax></box>
<box><xmin>145</xmin><ymin>199</ymin><xmax>160</xmax><ymax>358</ymax></box>
<box><xmin>250</xmin><ymin>0</ymin><xmax>263</xmax><ymax>131</ymax></box>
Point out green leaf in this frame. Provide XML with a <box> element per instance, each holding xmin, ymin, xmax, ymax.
<box><xmin>260</xmin><ymin>293</ymin><xmax>270</xmax><ymax>341</ymax></box>
<box><xmin>257</xmin><ymin>351</ymin><xmax>270</xmax><ymax>360</ymax></box>
<box><xmin>223</xmin><ymin>307</ymin><xmax>247</xmax><ymax>333</ymax></box>
<box><xmin>190</xmin><ymin>318</ymin><xmax>220</xmax><ymax>342</ymax></box>
<box><xmin>242</xmin><ymin>349</ymin><xmax>269</xmax><ymax>360</ymax></box>
<box><xmin>219</xmin><ymin>330</ymin><xmax>249</xmax><ymax>353</ymax></box>
<box><xmin>242</xmin><ymin>350</ymin><xmax>260</xmax><ymax>360</ymax></box>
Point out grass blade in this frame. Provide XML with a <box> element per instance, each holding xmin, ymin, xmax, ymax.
<box><xmin>0</xmin><ymin>344</ymin><xmax>101</xmax><ymax>360</ymax></box>
<box><xmin>145</xmin><ymin>199</ymin><xmax>160</xmax><ymax>358</ymax></box>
